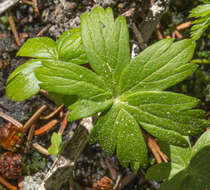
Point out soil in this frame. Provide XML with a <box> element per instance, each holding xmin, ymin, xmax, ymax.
<box><xmin>0</xmin><ymin>0</ymin><xmax>209</xmax><ymax>190</ymax></box>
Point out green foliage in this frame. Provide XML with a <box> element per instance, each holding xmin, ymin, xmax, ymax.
<box><xmin>35</xmin><ymin>7</ymin><xmax>208</xmax><ymax>168</ymax></box>
<box><xmin>189</xmin><ymin>2</ymin><xmax>210</xmax><ymax>40</ymax></box>
<box><xmin>6</xmin><ymin>28</ymin><xmax>87</xmax><ymax>102</ymax></box>
<box><xmin>6</xmin><ymin>59</ymin><xmax>41</xmax><ymax>101</ymax></box>
<box><xmin>48</xmin><ymin>132</ymin><xmax>62</xmax><ymax>155</ymax></box>
<box><xmin>146</xmin><ymin>130</ymin><xmax>210</xmax><ymax>190</ymax></box>
<box><xmin>6</xmin><ymin>7</ymin><xmax>209</xmax><ymax>169</ymax></box>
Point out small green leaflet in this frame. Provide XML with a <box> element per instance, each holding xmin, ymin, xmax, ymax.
<box><xmin>189</xmin><ymin>2</ymin><xmax>210</xmax><ymax>40</ymax></box>
<box><xmin>48</xmin><ymin>132</ymin><xmax>62</xmax><ymax>155</ymax></box>
<box><xmin>6</xmin><ymin>28</ymin><xmax>87</xmax><ymax>102</ymax></box>
<box><xmin>35</xmin><ymin>6</ymin><xmax>209</xmax><ymax>169</ymax></box>
<box><xmin>146</xmin><ymin>130</ymin><xmax>210</xmax><ymax>190</ymax></box>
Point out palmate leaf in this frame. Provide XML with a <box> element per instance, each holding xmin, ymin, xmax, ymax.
<box><xmin>35</xmin><ymin>6</ymin><xmax>209</xmax><ymax>168</ymax></box>
<box><xmin>6</xmin><ymin>28</ymin><xmax>87</xmax><ymax>102</ymax></box>
<box><xmin>146</xmin><ymin>130</ymin><xmax>210</xmax><ymax>190</ymax></box>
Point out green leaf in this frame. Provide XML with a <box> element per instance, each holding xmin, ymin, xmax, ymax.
<box><xmin>6</xmin><ymin>59</ymin><xmax>41</xmax><ymax>101</ymax></box>
<box><xmin>159</xmin><ymin>170</ymin><xmax>187</xmax><ymax>190</ymax></box>
<box><xmin>8</xmin><ymin>28</ymin><xmax>89</xmax><ymax>101</ymax></box>
<box><xmin>185</xmin><ymin>146</ymin><xmax>210</xmax><ymax>190</ymax></box>
<box><xmin>48</xmin><ymin>132</ymin><xmax>62</xmax><ymax>155</ymax></box>
<box><xmin>149</xmin><ymin>131</ymin><xmax>210</xmax><ymax>190</ymax></box>
<box><xmin>120</xmin><ymin>39</ymin><xmax>197</xmax><ymax>93</ymax></box>
<box><xmin>189</xmin><ymin>3</ymin><xmax>210</xmax><ymax>40</ymax></box>
<box><xmin>81</xmin><ymin>7</ymin><xmax>130</xmax><ymax>91</ymax></box>
<box><xmin>56</xmin><ymin>28</ymin><xmax>88</xmax><ymax>64</ymax></box>
<box><xmin>68</xmin><ymin>99</ymin><xmax>113</xmax><ymax>121</ymax></box>
<box><xmin>8</xmin><ymin>6</ymin><xmax>209</xmax><ymax>169</ymax></box>
<box><xmin>17</xmin><ymin>37</ymin><xmax>58</xmax><ymax>59</ymax></box>
<box><xmin>189</xmin><ymin>4</ymin><xmax>210</xmax><ymax>18</ymax></box>
<box><xmin>191</xmin><ymin>16</ymin><xmax>210</xmax><ymax>40</ymax></box>
<box><xmin>192</xmin><ymin>129</ymin><xmax>210</xmax><ymax>157</ymax></box>
<box><xmin>116</xmin><ymin>109</ymin><xmax>148</xmax><ymax>167</ymax></box>
<box><xmin>35</xmin><ymin>59</ymin><xmax>110</xmax><ymax>99</ymax></box>
<box><xmin>89</xmin><ymin>103</ymin><xmax>148</xmax><ymax>167</ymax></box>
<box><xmin>120</xmin><ymin>91</ymin><xmax>206</xmax><ymax>146</ymax></box>
<box><xmin>146</xmin><ymin>163</ymin><xmax>172</xmax><ymax>181</ymax></box>
<box><xmin>89</xmin><ymin>103</ymin><xmax>121</xmax><ymax>154</ymax></box>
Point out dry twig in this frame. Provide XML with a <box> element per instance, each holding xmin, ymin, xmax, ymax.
<box><xmin>40</xmin><ymin>89</ymin><xmax>54</xmax><ymax>102</ymax></box>
<box><xmin>7</xmin><ymin>11</ymin><xmax>21</xmax><ymax>46</ymax></box>
<box><xmin>0</xmin><ymin>176</ymin><xmax>17</xmax><ymax>190</ymax></box>
<box><xmin>147</xmin><ymin>135</ymin><xmax>168</xmax><ymax>163</ymax></box>
<box><xmin>34</xmin><ymin>120</ymin><xmax>58</xmax><ymax>136</ymax></box>
<box><xmin>22</xmin><ymin>0</ymin><xmax>33</xmax><ymax>5</ymax></box>
<box><xmin>40</xmin><ymin>104</ymin><xmax>64</xmax><ymax>120</ymax></box>
<box><xmin>156</xmin><ymin>24</ymin><xmax>164</xmax><ymax>40</ymax></box>
<box><xmin>118</xmin><ymin>173</ymin><xmax>136</xmax><ymax>189</ymax></box>
<box><xmin>173</xmin><ymin>30</ymin><xmax>183</xmax><ymax>39</ymax></box>
<box><xmin>32</xmin><ymin>0</ymin><xmax>39</xmax><ymax>15</ymax></box>
<box><xmin>22</xmin><ymin>105</ymin><xmax>47</xmax><ymax>133</ymax></box>
<box><xmin>24</xmin><ymin>122</ymin><xmax>36</xmax><ymax>153</ymax></box>
<box><xmin>36</xmin><ymin>25</ymin><xmax>50</xmax><ymax>37</ymax></box>
<box><xmin>58</xmin><ymin>111</ymin><xmax>69</xmax><ymax>135</ymax></box>
<box><xmin>33</xmin><ymin>143</ymin><xmax>49</xmax><ymax>156</ymax></box>
<box><xmin>147</xmin><ymin>135</ymin><xmax>162</xmax><ymax>163</ymax></box>
<box><xmin>0</xmin><ymin>111</ymin><xmax>23</xmax><ymax>128</ymax></box>
<box><xmin>176</xmin><ymin>21</ymin><xmax>191</xmax><ymax>30</ymax></box>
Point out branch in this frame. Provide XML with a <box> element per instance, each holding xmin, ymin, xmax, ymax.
<box><xmin>0</xmin><ymin>0</ymin><xmax>19</xmax><ymax>15</ymax></box>
<box><xmin>42</xmin><ymin>117</ymin><xmax>92</xmax><ymax>190</ymax></box>
<box><xmin>139</xmin><ymin>0</ymin><xmax>171</xmax><ymax>43</ymax></box>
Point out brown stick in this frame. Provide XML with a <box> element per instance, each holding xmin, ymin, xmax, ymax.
<box><xmin>40</xmin><ymin>104</ymin><xmax>64</xmax><ymax>120</ymax></box>
<box><xmin>7</xmin><ymin>11</ymin><xmax>21</xmax><ymax>46</ymax></box>
<box><xmin>58</xmin><ymin>111</ymin><xmax>69</xmax><ymax>135</ymax></box>
<box><xmin>34</xmin><ymin>120</ymin><xmax>58</xmax><ymax>136</ymax></box>
<box><xmin>152</xmin><ymin>140</ymin><xmax>168</xmax><ymax>163</ymax></box>
<box><xmin>176</xmin><ymin>21</ymin><xmax>191</xmax><ymax>30</ymax></box>
<box><xmin>24</xmin><ymin>122</ymin><xmax>36</xmax><ymax>154</ymax></box>
<box><xmin>147</xmin><ymin>136</ymin><xmax>162</xmax><ymax>163</ymax></box>
<box><xmin>36</xmin><ymin>25</ymin><xmax>50</xmax><ymax>37</ymax></box>
<box><xmin>173</xmin><ymin>30</ymin><xmax>183</xmax><ymax>39</ymax></box>
<box><xmin>22</xmin><ymin>0</ymin><xmax>33</xmax><ymax>5</ymax></box>
<box><xmin>156</xmin><ymin>24</ymin><xmax>164</xmax><ymax>40</ymax></box>
<box><xmin>0</xmin><ymin>111</ymin><xmax>23</xmax><ymax>128</ymax></box>
<box><xmin>132</xmin><ymin>23</ymin><xmax>147</xmax><ymax>49</ymax></box>
<box><xmin>32</xmin><ymin>0</ymin><xmax>39</xmax><ymax>15</ymax></box>
<box><xmin>39</xmin><ymin>89</ymin><xmax>54</xmax><ymax>102</ymax></box>
<box><xmin>33</xmin><ymin>143</ymin><xmax>49</xmax><ymax>156</ymax></box>
<box><xmin>166</xmin><ymin>35</ymin><xmax>172</xmax><ymax>39</ymax></box>
<box><xmin>147</xmin><ymin>135</ymin><xmax>168</xmax><ymax>163</ymax></box>
<box><xmin>0</xmin><ymin>176</ymin><xmax>17</xmax><ymax>190</ymax></box>
<box><xmin>22</xmin><ymin>105</ymin><xmax>47</xmax><ymax>133</ymax></box>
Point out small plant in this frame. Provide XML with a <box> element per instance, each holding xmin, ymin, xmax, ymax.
<box><xmin>146</xmin><ymin>130</ymin><xmax>210</xmax><ymax>190</ymax></box>
<box><xmin>189</xmin><ymin>0</ymin><xmax>210</xmax><ymax>40</ymax></box>
<box><xmin>6</xmin><ymin>7</ymin><xmax>209</xmax><ymax>170</ymax></box>
<box><xmin>48</xmin><ymin>132</ymin><xmax>62</xmax><ymax>156</ymax></box>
